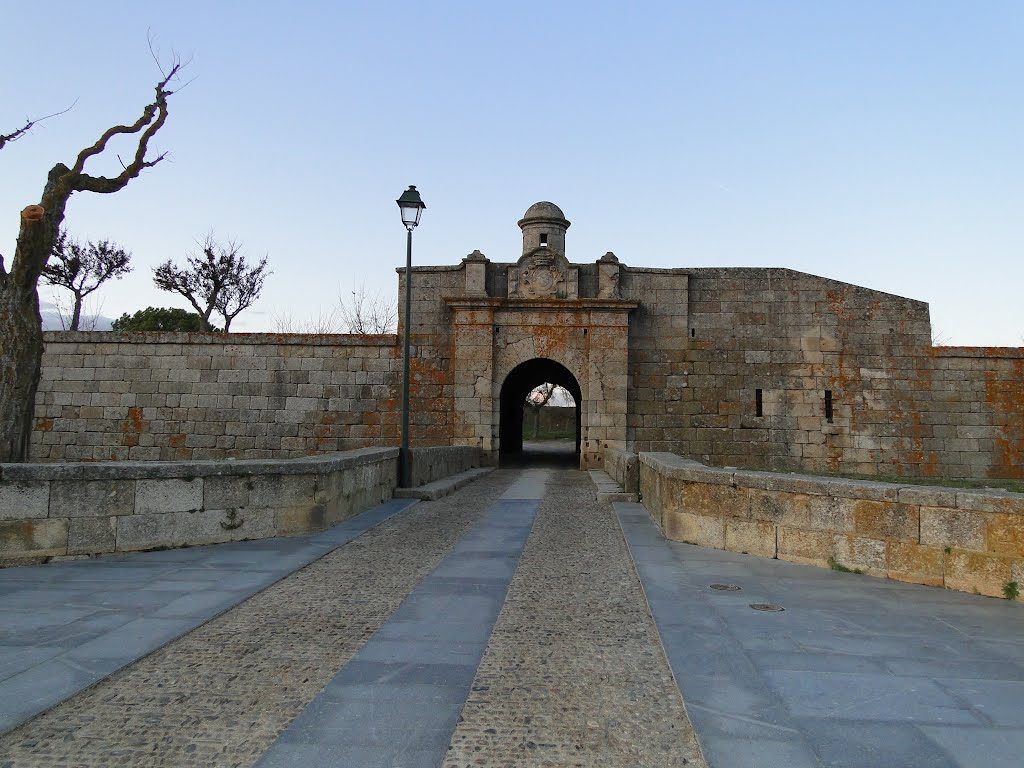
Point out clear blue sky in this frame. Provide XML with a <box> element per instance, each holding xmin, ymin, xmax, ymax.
<box><xmin>3</xmin><ymin>1</ymin><xmax>1022</xmax><ymax>344</ymax></box>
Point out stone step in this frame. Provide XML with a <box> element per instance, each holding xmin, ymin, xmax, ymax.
<box><xmin>394</xmin><ymin>466</ymin><xmax>495</xmax><ymax>501</ymax></box>
<box><xmin>588</xmin><ymin>469</ymin><xmax>639</xmax><ymax>503</ymax></box>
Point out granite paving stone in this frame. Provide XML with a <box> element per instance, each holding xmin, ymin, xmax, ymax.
<box><xmin>616</xmin><ymin>500</ymin><xmax>1024</xmax><ymax>768</ymax></box>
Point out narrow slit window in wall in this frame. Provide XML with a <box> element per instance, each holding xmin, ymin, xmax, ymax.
<box><xmin>825</xmin><ymin>390</ymin><xmax>833</xmax><ymax>423</ymax></box>
<box><xmin>755</xmin><ymin>389</ymin><xmax>763</xmax><ymax>417</ymax></box>
<box><xmin>540</xmin><ymin>233</ymin><xmax>548</xmax><ymax>246</ymax></box>
<box><xmin>690</xmin><ymin>328</ymin><xmax>695</xmax><ymax>338</ymax></box>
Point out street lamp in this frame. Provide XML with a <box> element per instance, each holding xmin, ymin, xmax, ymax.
<box><xmin>396</xmin><ymin>185</ymin><xmax>425</xmax><ymax>488</ymax></box>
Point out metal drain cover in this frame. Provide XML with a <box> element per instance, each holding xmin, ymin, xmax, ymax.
<box><xmin>749</xmin><ymin>603</ymin><xmax>785</xmax><ymax>612</ymax></box>
<box><xmin>709</xmin><ymin>583</ymin><xmax>741</xmax><ymax>591</ymax></box>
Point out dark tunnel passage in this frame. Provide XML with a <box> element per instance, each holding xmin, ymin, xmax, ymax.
<box><xmin>499</xmin><ymin>358</ymin><xmax>581</xmax><ymax>468</ymax></box>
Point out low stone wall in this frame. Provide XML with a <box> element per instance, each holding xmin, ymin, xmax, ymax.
<box><xmin>639</xmin><ymin>452</ymin><xmax>1023</xmax><ymax>599</ymax></box>
<box><xmin>603</xmin><ymin>447</ymin><xmax>639</xmax><ymax>493</ymax></box>
<box><xmin>407</xmin><ymin>446</ymin><xmax>483</xmax><ymax>487</ymax></box>
<box><xmin>0</xmin><ymin>448</ymin><xmax>399</xmax><ymax>566</ymax></box>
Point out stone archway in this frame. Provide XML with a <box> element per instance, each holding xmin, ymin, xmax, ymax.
<box><xmin>499</xmin><ymin>358</ymin><xmax>582</xmax><ymax>462</ymax></box>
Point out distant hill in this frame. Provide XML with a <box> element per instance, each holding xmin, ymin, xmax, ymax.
<box><xmin>39</xmin><ymin>302</ymin><xmax>114</xmax><ymax>331</ymax></box>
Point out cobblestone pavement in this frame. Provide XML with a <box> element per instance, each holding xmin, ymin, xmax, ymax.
<box><xmin>0</xmin><ymin>470</ymin><xmax>517</xmax><ymax>767</ymax></box>
<box><xmin>443</xmin><ymin>471</ymin><xmax>706</xmax><ymax>767</ymax></box>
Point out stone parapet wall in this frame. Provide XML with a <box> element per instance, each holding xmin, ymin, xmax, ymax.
<box><xmin>603</xmin><ymin>446</ymin><xmax>638</xmax><ymax>493</ymax></box>
<box><xmin>407</xmin><ymin>446</ymin><xmax>483</xmax><ymax>487</ymax></box>
<box><xmin>639</xmin><ymin>451</ymin><xmax>1023</xmax><ymax>599</ymax></box>
<box><xmin>0</xmin><ymin>447</ymin><xmax>399</xmax><ymax>566</ymax></box>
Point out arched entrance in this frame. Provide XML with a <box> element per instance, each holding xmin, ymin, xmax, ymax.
<box><xmin>499</xmin><ymin>358</ymin><xmax>582</xmax><ymax>466</ymax></box>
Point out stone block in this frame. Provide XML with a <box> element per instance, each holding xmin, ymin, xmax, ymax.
<box><xmin>724</xmin><ymin>519</ymin><xmax>777</xmax><ymax>558</ymax></box>
<box><xmin>777</xmin><ymin>527</ymin><xmax>832</xmax><ymax>566</ymax></box>
<box><xmin>50</xmin><ymin>479</ymin><xmax>135</xmax><ymax>518</ymax></box>
<box><xmin>204</xmin><ymin>476</ymin><xmax>252</xmax><ymax>509</ymax></box>
<box><xmin>887</xmin><ymin>541</ymin><xmax>945</xmax><ymax>587</ymax></box>
<box><xmin>985</xmin><ymin>513</ymin><xmax>1024</xmax><ymax>557</ymax></box>
<box><xmin>275</xmin><ymin>505</ymin><xmax>327</xmax><ymax>536</ymax></box>
<box><xmin>0</xmin><ymin>518</ymin><xmax>67</xmax><ymax>557</ymax></box>
<box><xmin>807</xmin><ymin>496</ymin><xmax>856</xmax><ymax>533</ymax></box>
<box><xmin>944</xmin><ymin>550</ymin><xmax>1013</xmax><ymax>597</ymax></box>
<box><xmin>680</xmin><ymin>481</ymin><xmax>747</xmax><ymax>519</ymax></box>
<box><xmin>897</xmin><ymin>486</ymin><xmax>957</xmax><ymax>507</ymax></box>
<box><xmin>956</xmin><ymin>490</ymin><xmax>1024</xmax><ymax>515</ymax></box>
<box><xmin>68</xmin><ymin>516</ymin><xmax>116</xmax><ymax>555</ymax></box>
<box><xmin>115</xmin><ymin>513</ymin><xmax>176</xmax><ymax>551</ymax></box>
<box><xmin>832</xmin><ymin>534</ymin><xmax>887</xmax><ymax>574</ymax></box>
<box><xmin>178</xmin><ymin>507</ymin><xmax>275</xmax><ymax>545</ymax></box>
<box><xmin>920</xmin><ymin>507</ymin><xmax>985</xmax><ymax>551</ymax></box>
<box><xmin>852</xmin><ymin>501</ymin><xmax>919</xmax><ymax>541</ymax></box>
<box><xmin>0</xmin><ymin>480</ymin><xmax>50</xmax><ymax>520</ymax></box>
<box><xmin>663</xmin><ymin>510</ymin><xmax>725</xmax><ymax>549</ymax></box>
<box><xmin>136</xmin><ymin>478</ymin><xmax>203</xmax><ymax>514</ymax></box>
<box><xmin>746</xmin><ymin>489</ymin><xmax>810</xmax><ymax>528</ymax></box>
<box><xmin>251</xmin><ymin>474</ymin><xmax>315</xmax><ymax>507</ymax></box>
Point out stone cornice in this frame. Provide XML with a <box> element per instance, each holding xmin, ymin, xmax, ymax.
<box><xmin>443</xmin><ymin>297</ymin><xmax>639</xmax><ymax>312</ymax></box>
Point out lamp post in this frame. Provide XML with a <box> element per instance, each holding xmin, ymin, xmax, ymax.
<box><xmin>396</xmin><ymin>185</ymin><xmax>425</xmax><ymax>488</ymax></box>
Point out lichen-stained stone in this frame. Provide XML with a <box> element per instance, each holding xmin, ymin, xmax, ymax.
<box><xmin>725</xmin><ymin>518</ymin><xmax>777</xmax><ymax>557</ymax></box>
<box><xmin>67</xmin><ymin>516</ymin><xmax>116</xmax><ymax>555</ymax></box>
<box><xmin>0</xmin><ymin>481</ymin><xmax>49</xmax><ymax>520</ymax></box>
<box><xmin>777</xmin><ymin>526</ymin><xmax>832</xmax><ymax>566</ymax></box>
<box><xmin>50</xmin><ymin>479</ymin><xmax>135</xmax><ymax>517</ymax></box>
<box><xmin>681</xmin><ymin>480</ymin><xmax>747</xmax><ymax>518</ymax></box>
<box><xmin>853</xmin><ymin>500</ymin><xmax>919</xmax><ymax>541</ymax></box>
<box><xmin>920</xmin><ymin>507</ymin><xmax>986</xmax><ymax>551</ymax></box>
<box><xmin>250</xmin><ymin>474</ymin><xmax>315</xmax><ymax>507</ymax></box>
<box><xmin>202</xmin><ymin>475</ymin><xmax>252</xmax><ymax>509</ymax></box>
<box><xmin>832</xmin><ymin>534</ymin><xmax>887</xmax><ymax>573</ymax></box>
<box><xmin>135</xmin><ymin>478</ymin><xmax>203</xmax><ymax>514</ymax></box>
<box><xmin>664</xmin><ymin>509</ymin><xmax>725</xmax><ymax>548</ymax></box>
<box><xmin>0</xmin><ymin>518</ymin><xmax>67</xmax><ymax>558</ymax></box>
<box><xmin>985</xmin><ymin>513</ymin><xmax>1024</xmax><ymax>557</ymax></box>
<box><xmin>747</xmin><ymin>488</ymin><xmax>811</xmax><ymax>528</ymax></box>
<box><xmin>887</xmin><ymin>540</ymin><xmax>945</xmax><ymax>586</ymax></box>
<box><xmin>955</xmin><ymin>489</ymin><xmax>1024</xmax><ymax>515</ymax></box>
<box><xmin>808</xmin><ymin>495</ymin><xmax>856</xmax><ymax>533</ymax></box>
<box><xmin>945</xmin><ymin>550</ymin><xmax>1013</xmax><ymax>597</ymax></box>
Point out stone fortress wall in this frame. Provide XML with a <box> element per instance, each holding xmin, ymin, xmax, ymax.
<box><xmin>27</xmin><ymin>202</ymin><xmax>1024</xmax><ymax>480</ymax></box>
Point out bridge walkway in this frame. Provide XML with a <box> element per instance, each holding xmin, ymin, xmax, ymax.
<box><xmin>1</xmin><ymin>467</ymin><xmax>1023</xmax><ymax>767</ymax></box>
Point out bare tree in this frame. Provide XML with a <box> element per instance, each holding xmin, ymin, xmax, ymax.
<box><xmin>40</xmin><ymin>230</ymin><xmax>131</xmax><ymax>330</ymax></box>
<box><xmin>153</xmin><ymin>234</ymin><xmax>270</xmax><ymax>332</ymax></box>
<box><xmin>338</xmin><ymin>284</ymin><xmax>396</xmax><ymax>334</ymax></box>
<box><xmin>272</xmin><ymin>308</ymin><xmax>340</xmax><ymax>334</ymax></box>
<box><xmin>0</xmin><ymin>104</ymin><xmax>75</xmax><ymax>152</ymax></box>
<box><xmin>525</xmin><ymin>383</ymin><xmax>556</xmax><ymax>439</ymax></box>
<box><xmin>0</xmin><ymin>58</ymin><xmax>182</xmax><ymax>462</ymax></box>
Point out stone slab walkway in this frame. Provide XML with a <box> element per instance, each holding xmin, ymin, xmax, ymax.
<box><xmin>616</xmin><ymin>500</ymin><xmax>1024</xmax><ymax>768</ymax></box>
<box><xmin>0</xmin><ymin>498</ymin><xmax>416</xmax><ymax>735</ymax></box>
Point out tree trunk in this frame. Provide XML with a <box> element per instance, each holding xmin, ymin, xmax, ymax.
<box><xmin>0</xmin><ymin>280</ymin><xmax>44</xmax><ymax>462</ymax></box>
<box><xmin>70</xmin><ymin>290</ymin><xmax>83</xmax><ymax>331</ymax></box>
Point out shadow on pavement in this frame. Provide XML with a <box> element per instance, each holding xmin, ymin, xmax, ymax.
<box><xmin>500</xmin><ymin>439</ymin><xmax>579</xmax><ymax>469</ymax></box>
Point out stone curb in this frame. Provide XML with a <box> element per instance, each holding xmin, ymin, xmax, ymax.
<box><xmin>394</xmin><ymin>467</ymin><xmax>495</xmax><ymax>501</ymax></box>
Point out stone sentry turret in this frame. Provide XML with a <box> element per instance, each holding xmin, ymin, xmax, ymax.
<box><xmin>463</xmin><ymin>201</ymin><xmax>620</xmax><ymax>300</ymax></box>
<box><xmin>509</xmin><ymin>201</ymin><xmax>580</xmax><ymax>299</ymax></box>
